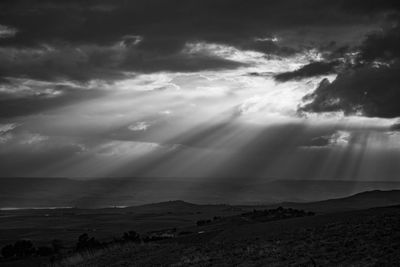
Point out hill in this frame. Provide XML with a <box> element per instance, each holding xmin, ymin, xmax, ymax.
<box><xmin>2</xmin><ymin>177</ymin><xmax>400</xmax><ymax>208</ymax></box>
<box><xmin>275</xmin><ymin>189</ymin><xmax>400</xmax><ymax>213</ymax></box>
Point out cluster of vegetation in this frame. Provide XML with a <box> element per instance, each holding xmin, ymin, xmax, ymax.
<box><xmin>196</xmin><ymin>216</ymin><xmax>222</xmax><ymax>226</ymax></box>
<box><xmin>1</xmin><ymin>239</ymin><xmax>63</xmax><ymax>260</ymax></box>
<box><xmin>196</xmin><ymin>207</ymin><xmax>314</xmax><ymax>226</ymax></box>
<box><xmin>196</xmin><ymin>219</ymin><xmax>212</xmax><ymax>226</ymax></box>
<box><xmin>75</xmin><ymin>233</ymin><xmax>103</xmax><ymax>252</ymax></box>
<box><xmin>241</xmin><ymin>207</ymin><xmax>315</xmax><ymax>221</ymax></box>
<box><xmin>0</xmin><ymin>230</ymin><xmax>143</xmax><ymax>263</ymax></box>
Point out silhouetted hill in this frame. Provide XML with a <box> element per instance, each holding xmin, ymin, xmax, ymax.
<box><xmin>125</xmin><ymin>189</ymin><xmax>400</xmax><ymax>214</ymax></box>
<box><xmin>276</xmin><ymin>189</ymin><xmax>400</xmax><ymax>213</ymax></box>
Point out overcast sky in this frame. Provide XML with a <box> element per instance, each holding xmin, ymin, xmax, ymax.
<box><xmin>1</xmin><ymin>0</ymin><xmax>400</xmax><ymax>181</ymax></box>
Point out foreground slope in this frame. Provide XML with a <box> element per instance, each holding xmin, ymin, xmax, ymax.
<box><xmin>68</xmin><ymin>205</ymin><xmax>400</xmax><ymax>267</ymax></box>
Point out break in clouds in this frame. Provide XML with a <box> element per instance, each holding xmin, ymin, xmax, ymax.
<box><xmin>1</xmin><ymin>0</ymin><xmax>400</xmax><ymax>180</ymax></box>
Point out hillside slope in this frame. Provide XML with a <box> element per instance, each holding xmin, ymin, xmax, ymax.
<box><xmin>276</xmin><ymin>189</ymin><xmax>400</xmax><ymax>213</ymax></box>
<box><xmin>65</xmin><ymin>205</ymin><xmax>400</xmax><ymax>267</ymax></box>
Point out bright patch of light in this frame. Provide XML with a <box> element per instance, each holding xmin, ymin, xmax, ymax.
<box><xmin>118</xmin><ymin>35</ymin><xmax>143</xmax><ymax>48</ymax></box>
<box><xmin>114</xmin><ymin>73</ymin><xmax>180</xmax><ymax>91</ymax></box>
<box><xmin>20</xmin><ymin>133</ymin><xmax>49</xmax><ymax>145</ymax></box>
<box><xmin>0</xmin><ymin>25</ymin><xmax>17</xmax><ymax>38</ymax></box>
<box><xmin>97</xmin><ymin>141</ymin><xmax>161</xmax><ymax>157</ymax></box>
<box><xmin>329</xmin><ymin>131</ymin><xmax>351</xmax><ymax>146</ymax></box>
<box><xmin>0</xmin><ymin>78</ymin><xmax>82</xmax><ymax>97</ymax></box>
<box><xmin>128</xmin><ymin>121</ymin><xmax>151</xmax><ymax>131</ymax></box>
<box><xmin>0</xmin><ymin>123</ymin><xmax>19</xmax><ymax>134</ymax></box>
<box><xmin>254</xmin><ymin>36</ymin><xmax>279</xmax><ymax>42</ymax></box>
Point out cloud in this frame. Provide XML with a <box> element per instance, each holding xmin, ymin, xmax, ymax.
<box><xmin>1</xmin><ymin>0</ymin><xmax>400</xmax><ymax>179</ymax></box>
<box><xmin>0</xmin><ymin>24</ymin><xmax>17</xmax><ymax>39</ymax></box>
<box><xmin>358</xmin><ymin>24</ymin><xmax>400</xmax><ymax>63</ymax></box>
<box><xmin>0</xmin><ymin>123</ymin><xmax>18</xmax><ymax>134</ymax></box>
<box><xmin>0</xmin><ymin>0</ymin><xmax>392</xmax><ymax>57</ymax></box>
<box><xmin>274</xmin><ymin>61</ymin><xmax>340</xmax><ymax>82</ymax></box>
<box><xmin>390</xmin><ymin>123</ymin><xmax>400</xmax><ymax>131</ymax></box>
<box><xmin>299</xmin><ymin>19</ymin><xmax>400</xmax><ymax>119</ymax></box>
<box><xmin>0</xmin><ymin>123</ymin><xmax>18</xmax><ymax>143</ymax></box>
<box><xmin>329</xmin><ymin>131</ymin><xmax>351</xmax><ymax>146</ymax></box>
<box><xmin>0</xmin><ymin>42</ymin><xmax>245</xmax><ymax>84</ymax></box>
<box><xmin>128</xmin><ymin>121</ymin><xmax>151</xmax><ymax>132</ymax></box>
<box><xmin>0</xmin><ymin>0</ymin><xmax>395</xmax><ymax>86</ymax></box>
<box><xmin>237</xmin><ymin>39</ymin><xmax>298</xmax><ymax>56</ymax></box>
<box><xmin>301</xmin><ymin>130</ymin><xmax>351</xmax><ymax>148</ymax></box>
<box><xmin>20</xmin><ymin>133</ymin><xmax>49</xmax><ymax>145</ymax></box>
<box><xmin>0</xmin><ymin>79</ymin><xmax>107</xmax><ymax>118</ymax></box>
<box><xmin>300</xmin><ymin>63</ymin><xmax>400</xmax><ymax>118</ymax></box>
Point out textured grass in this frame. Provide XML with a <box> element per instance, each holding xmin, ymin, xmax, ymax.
<box><xmin>59</xmin><ymin>206</ymin><xmax>400</xmax><ymax>266</ymax></box>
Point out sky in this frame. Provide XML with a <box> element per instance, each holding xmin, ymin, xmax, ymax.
<box><xmin>1</xmin><ymin>0</ymin><xmax>400</xmax><ymax>181</ymax></box>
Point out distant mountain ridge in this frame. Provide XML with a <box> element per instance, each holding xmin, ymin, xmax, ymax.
<box><xmin>274</xmin><ymin>189</ymin><xmax>400</xmax><ymax>213</ymax></box>
<box><xmin>126</xmin><ymin>189</ymin><xmax>400</xmax><ymax>214</ymax></box>
<box><xmin>1</xmin><ymin>177</ymin><xmax>400</xmax><ymax>208</ymax></box>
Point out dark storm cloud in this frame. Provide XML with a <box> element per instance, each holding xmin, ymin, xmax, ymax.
<box><xmin>300</xmin><ymin>63</ymin><xmax>400</xmax><ymax>118</ymax></box>
<box><xmin>0</xmin><ymin>44</ymin><xmax>243</xmax><ymax>83</ymax></box>
<box><xmin>340</xmin><ymin>0</ymin><xmax>400</xmax><ymax>14</ymax></box>
<box><xmin>0</xmin><ymin>46</ymin><xmax>126</xmax><ymax>83</ymax></box>
<box><xmin>0</xmin><ymin>0</ymin><xmax>399</xmax><ymax>121</ymax></box>
<box><xmin>0</xmin><ymin>0</ymin><xmax>384</xmax><ymax>47</ymax></box>
<box><xmin>390</xmin><ymin>123</ymin><xmax>400</xmax><ymax>131</ymax></box>
<box><xmin>358</xmin><ymin>24</ymin><xmax>400</xmax><ymax>62</ymax></box>
<box><xmin>0</xmin><ymin>0</ymin><xmax>398</xmax><ymax>82</ymax></box>
<box><xmin>300</xmin><ymin>22</ymin><xmax>400</xmax><ymax>118</ymax></box>
<box><xmin>274</xmin><ymin>61</ymin><xmax>340</xmax><ymax>82</ymax></box>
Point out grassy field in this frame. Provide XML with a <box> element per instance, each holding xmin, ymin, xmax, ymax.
<box><xmin>0</xmin><ymin>201</ymin><xmax>249</xmax><ymax>248</ymax></box>
<box><xmin>38</xmin><ymin>205</ymin><xmax>400</xmax><ymax>267</ymax></box>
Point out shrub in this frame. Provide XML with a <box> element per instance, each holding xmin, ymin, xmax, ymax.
<box><xmin>13</xmin><ymin>240</ymin><xmax>35</xmax><ymax>258</ymax></box>
<box><xmin>36</xmin><ymin>246</ymin><xmax>54</xmax><ymax>256</ymax></box>
<box><xmin>196</xmin><ymin>219</ymin><xmax>211</xmax><ymax>226</ymax></box>
<box><xmin>1</xmin><ymin>244</ymin><xmax>15</xmax><ymax>259</ymax></box>
<box><xmin>75</xmin><ymin>233</ymin><xmax>102</xmax><ymax>252</ymax></box>
<box><xmin>122</xmin><ymin>231</ymin><xmax>141</xmax><ymax>243</ymax></box>
<box><xmin>51</xmin><ymin>239</ymin><xmax>64</xmax><ymax>253</ymax></box>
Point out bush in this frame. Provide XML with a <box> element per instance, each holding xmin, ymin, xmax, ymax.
<box><xmin>13</xmin><ymin>240</ymin><xmax>35</xmax><ymax>258</ymax></box>
<box><xmin>51</xmin><ymin>239</ymin><xmax>63</xmax><ymax>253</ymax></box>
<box><xmin>1</xmin><ymin>244</ymin><xmax>15</xmax><ymax>259</ymax></box>
<box><xmin>196</xmin><ymin>219</ymin><xmax>211</xmax><ymax>226</ymax></box>
<box><xmin>75</xmin><ymin>233</ymin><xmax>102</xmax><ymax>252</ymax></box>
<box><xmin>36</xmin><ymin>246</ymin><xmax>54</xmax><ymax>257</ymax></box>
<box><xmin>122</xmin><ymin>231</ymin><xmax>141</xmax><ymax>243</ymax></box>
